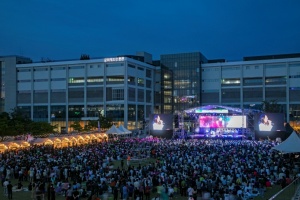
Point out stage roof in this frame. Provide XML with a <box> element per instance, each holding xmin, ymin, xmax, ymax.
<box><xmin>184</xmin><ymin>105</ymin><xmax>261</xmax><ymax>115</ymax></box>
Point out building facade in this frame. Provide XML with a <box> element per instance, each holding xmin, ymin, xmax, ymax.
<box><xmin>1</xmin><ymin>52</ymin><xmax>300</xmax><ymax>133</ymax></box>
<box><xmin>16</xmin><ymin>56</ymin><xmax>155</xmax><ymax>132</ymax></box>
<box><xmin>0</xmin><ymin>56</ymin><xmax>32</xmax><ymax>113</ymax></box>
<box><xmin>160</xmin><ymin>52</ymin><xmax>207</xmax><ymax>113</ymax></box>
<box><xmin>201</xmin><ymin>54</ymin><xmax>300</xmax><ymax>124</ymax></box>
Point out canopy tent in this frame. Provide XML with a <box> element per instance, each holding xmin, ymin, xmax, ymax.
<box><xmin>106</xmin><ymin>125</ymin><xmax>124</xmax><ymax>134</ymax></box>
<box><xmin>272</xmin><ymin>131</ymin><xmax>300</xmax><ymax>153</ymax></box>
<box><xmin>118</xmin><ymin>125</ymin><xmax>132</xmax><ymax>134</ymax></box>
<box><xmin>13</xmin><ymin>140</ymin><xmax>30</xmax><ymax>148</ymax></box>
<box><xmin>32</xmin><ymin>138</ymin><xmax>54</xmax><ymax>145</ymax></box>
<box><xmin>0</xmin><ymin>141</ymin><xmax>20</xmax><ymax>150</ymax></box>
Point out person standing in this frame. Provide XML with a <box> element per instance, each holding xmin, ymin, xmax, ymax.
<box><xmin>121</xmin><ymin>160</ymin><xmax>124</xmax><ymax>169</ymax></box>
<box><xmin>7</xmin><ymin>181</ymin><xmax>13</xmax><ymax>200</ymax></box>
<box><xmin>144</xmin><ymin>184</ymin><xmax>151</xmax><ymax>200</ymax></box>
<box><xmin>187</xmin><ymin>185</ymin><xmax>195</xmax><ymax>198</ymax></box>
<box><xmin>113</xmin><ymin>186</ymin><xmax>119</xmax><ymax>200</ymax></box>
<box><xmin>50</xmin><ymin>184</ymin><xmax>56</xmax><ymax>200</ymax></box>
<box><xmin>3</xmin><ymin>178</ymin><xmax>9</xmax><ymax>196</ymax></box>
<box><xmin>122</xmin><ymin>184</ymin><xmax>128</xmax><ymax>200</ymax></box>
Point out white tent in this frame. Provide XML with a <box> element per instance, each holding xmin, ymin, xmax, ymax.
<box><xmin>118</xmin><ymin>125</ymin><xmax>132</xmax><ymax>134</ymax></box>
<box><xmin>106</xmin><ymin>125</ymin><xmax>125</xmax><ymax>135</ymax></box>
<box><xmin>272</xmin><ymin>131</ymin><xmax>300</xmax><ymax>153</ymax></box>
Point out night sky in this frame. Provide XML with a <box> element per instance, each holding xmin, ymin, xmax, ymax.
<box><xmin>1</xmin><ymin>0</ymin><xmax>300</xmax><ymax>62</ymax></box>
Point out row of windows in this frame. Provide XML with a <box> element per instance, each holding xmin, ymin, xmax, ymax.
<box><xmin>202</xmin><ymin>68</ymin><xmax>219</xmax><ymax>72</ymax></box>
<box><xmin>18</xmin><ymin>104</ymin><xmax>146</xmax><ymax>120</ymax></box>
<box><xmin>17</xmin><ymin>87</ymin><xmax>153</xmax><ymax>104</ymax></box>
<box><xmin>17</xmin><ymin>63</ymin><xmax>150</xmax><ymax>72</ymax></box>
<box><xmin>220</xmin><ymin>77</ymin><xmax>287</xmax><ymax>86</ymax></box>
<box><xmin>202</xmin><ymin>79</ymin><xmax>219</xmax><ymax>82</ymax></box>
<box><xmin>245</xmin><ymin>66</ymin><xmax>260</xmax><ymax>69</ymax></box>
<box><xmin>202</xmin><ymin>64</ymin><xmax>300</xmax><ymax>71</ymax></box>
<box><xmin>201</xmin><ymin>89</ymin><xmax>300</xmax><ymax>103</ymax></box>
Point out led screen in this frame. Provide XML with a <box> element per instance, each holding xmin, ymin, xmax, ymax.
<box><xmin>149</xmin><ymin>114</ymin><xmax>173</xmax><ymax>131</ymax></box>
<box><xmin>199</xmin><ymin>115</ymin><xmax>247</xmax><ymax>128</ymax></box>
<box><xmin>254</xmin><ymin>113</ymin><xmax>285</xmax><ymax>132</ymax></box>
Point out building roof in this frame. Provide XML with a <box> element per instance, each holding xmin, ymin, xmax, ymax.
<box><xmin>184</xmin><ymin>105</ymin><xmax>261</xmax><ymax>115</ymax></box>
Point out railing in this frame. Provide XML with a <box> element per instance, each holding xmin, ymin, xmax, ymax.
<box><xmin>269</xmin><ymin>177</ymin><xmax>300</xmax><ymax>200</ymax></box>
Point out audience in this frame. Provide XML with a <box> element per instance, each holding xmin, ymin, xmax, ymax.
<box><xmin>0</xmin><ymin>136</ymin><xmax>298</xmax><ymax>200</ymax></box>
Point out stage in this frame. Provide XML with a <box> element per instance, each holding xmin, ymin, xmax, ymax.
<box><xmin>174</xmin><ymin>133</ymin><xmax>246</xmax><ymax>140</ymax></box>
<box><xmin>190</xmin><ymin>134</ymin><xmax>244</xmax><ymax>140</ymax></box>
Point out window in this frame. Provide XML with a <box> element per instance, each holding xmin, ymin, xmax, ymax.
<box><xmin>243</xmin><ymin>78</ymin><xmax>263</xmax><ymax>86</ymax></box>
<box><xmin>18</xmin><ymin>69</ymin><xmax>31</xmax><ymax>72</ymax></box>
<box><xmin>221</xmin><ymin>79</ymin><xmax>240</xmax><ymax>86</ymax></box>
<box><xmin>138</xmin><ymin>78</ymin><xmax>144</xmax><ymax>86</ymax></box>
<box><xmin>51</xmin><ymin>67</ymin><xmax>65</xmax><ymax>70</ymax></box>
<box><xmin>138</xmin><ymin>89</ymin><xmax>144</xmax><ymax>102</ymax></box>
<box><xmin>146</xmin><ymin>69</ymin><xmax>152</xmax><ymax>78</ymax></box>
<box><xmin>112</xmin><ymin>89</ymin><xmax>124</xmax><ymax>100</ymax></box>
<box><xmin>290</xmin><ymin>75</ymin><xmax>300</xmax><ymax>78</ymax></box>
<box><xmin>128</xmin><ymin>88</ymin><xmax>136</xmax><ymax>101</ymax></box>
<box><xmin>69</xmin><ymin>77</ymin><xmax>84</xmax><ymax>84</ymax></box>
<box><xmin>106</xmin><ymin>63</ymin><xmax>124</xmax><ymax>67</ymax></box>
<box><xmin>146</xmin><ymin>80</ymin><xmax>151</xmax><ymax>88</ymax></box>
<box><xmin>51</xmin><ymin>78</ymin><xmax>65</xmax><ymax>81</ymax></box>
<box><xmin>107</xmin><ymin>76</ymin><xmax>124</xmax><ymax>84</ymax></box>
<box><xmin>34</xmin><ymin>68</ymin><xmax>48</xmax><ymax>71</ymax></box>
<box><xmin>87</xmin><ymin>77</ymin><xmax>104</xmax><ymax>83</ymax></box>
<box><xmin>87</xmin><ymin>88</ymin><xmax>103</xmax><ymax>102</ymax></box>
<box><xmin>265</xmin><ymin>76</ymin><xmax>286</xmax><ymax>85</ymax></box>
<box><xmin>69</xmin><ymin>66</ymin><xmax>84</xmax><ymax>69</ymax></box>
<box><xmin>18</xmin><ymin>80</ymin><xmax>31</xmax><ymax>82</ymax></box>
<box><xmin>128</xmin><ymin>77</ymin><xmax>135</xmax><ymax>85</ymax></box>
<box><xmin>34</xmin><ymin>79</ymin><xmax>48</xmax><ymax>82</ymax></box>
<box><xmin>128</xmin><ymin>64</ymin><xmax>135</xmax><ymax>68</ymax></box>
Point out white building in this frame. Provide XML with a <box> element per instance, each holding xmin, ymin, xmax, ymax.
<box><xmin>16</xmin><ymin>56</ymin><xmax>155</xmax><ymax>132</ymax></box>
<box><xmin>201</xmin><ymin>55</ymin><xmax>300</xmax><ymax>123</ymax></box>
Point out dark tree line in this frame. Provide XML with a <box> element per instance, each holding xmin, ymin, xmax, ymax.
<box><xmin>0</xmin><ymin>108</ymin><xmax>57</xmax><ymax>141</ymax></box>
<box><xmin>70</xmin><ymin>114</ymin><xmax>113</xmax><ymax>132</ymax></box>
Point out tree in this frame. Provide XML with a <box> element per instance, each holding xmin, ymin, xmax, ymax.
<box><xmin>260</xmin><ymin>99</ymin><xmax>281</xmax><ymax>113</ymax></box>
<box><xmin>0</xmin><ymin>112</ymin><xmax>10</xmax><ymax>141</ymax></box>
<box><xmin>84</xmin><ymin>120</ymin><xmax>97</xmax><ymax>131</ymax></box>
<box><xmin>99</xmin><ymin>115</ymin><xmax>113</xmax><ymax>129</ymax></box>
<box><xmin>29</xmin><ymin>122</ymin><xmax>57</xmax><ymax>136</ymax></box>
<box><xmin>9</xmin><ymin>108</ymin><xmax>32</xmax><ymax>135</ymax></box>
<box><xmin>70</xmin><ymin>121</ymin><xmax>83</xmax><ymax>132</ymax></box>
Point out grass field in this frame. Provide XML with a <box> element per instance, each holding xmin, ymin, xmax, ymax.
<box><xmin>0</xmin><ymin>158</ymin><xmax>287</xmax><ymax>200</ymax></box>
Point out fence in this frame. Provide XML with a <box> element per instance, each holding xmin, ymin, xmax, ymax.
<box><xmin>269</xmin><ymin>177</ymin><xmax>300</xmax><ymax>200</ymax></box>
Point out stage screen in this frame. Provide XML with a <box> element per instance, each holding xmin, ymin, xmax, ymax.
<box><xmin>226</xmin><ymin>116</ymin><xmax>247</xmax><ymax>128</ymax></box>
<box><xmin>199</xmin><ymin>115</ymin><xmax>247</xmax><ymax>128</ymax></box>
<box><xmin>149</xmin><ymin>114</ymin><xmax>173</xmax><ymax>131</ymax></box>
<box><xmin>254</xmin><ymin>113</ymin><xmax>285</xmax><ymax>132</ymax></box>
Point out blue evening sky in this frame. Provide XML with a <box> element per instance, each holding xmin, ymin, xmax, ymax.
<box><xmin>1</xmin><ymin>0</ymin><xmax>300</xmax><ymax>62</ymax></box>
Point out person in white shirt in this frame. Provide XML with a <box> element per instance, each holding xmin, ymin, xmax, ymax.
<box><xmin>3</xmin><ymin>179</ymin><xmax>9</xmax><ymax>196</ymax></box>
<box><xmin>168</xmin><ymin>185</ymin><xmax>174</xmax><ymax>200</ymax></box>
<box><xmin>153</xmin><ymin>115</ymin><xmax>164</xmax><ymax>130</ymax></box>
<box><xmin>258</xmin><ymin>114</ymin><xmax>273</xmax><ymax>131</ymax></box>
<box><xmin>187</xmin><ymin>186</ymin><xmax>195</xmax><ymax>197</ymax></box>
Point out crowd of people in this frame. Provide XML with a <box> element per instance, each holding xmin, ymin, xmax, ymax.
<box><xmin>0</xmin><ymin>136</ymin><xmax>299</xmax><ymax>200</ymax></box>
